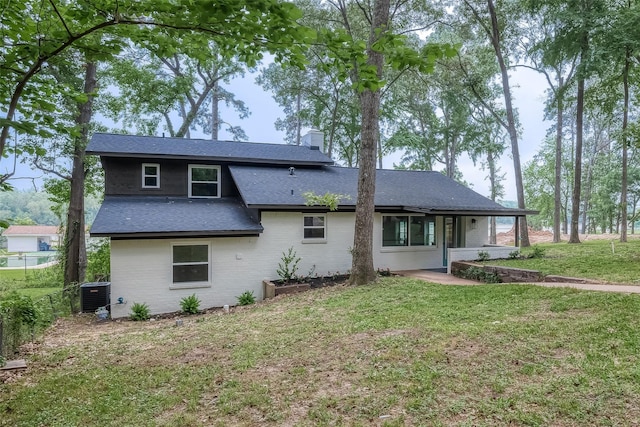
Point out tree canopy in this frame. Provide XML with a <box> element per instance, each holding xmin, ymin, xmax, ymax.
<box><xmin>0</xmin><ymin>0</ymin><xmax>312</xmax><ymax>182</ymax></box>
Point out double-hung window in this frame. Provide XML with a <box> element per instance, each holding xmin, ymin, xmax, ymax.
<box><xmin>171</xmin><ymin>243</ymin><xmax>210</xmax><ymax>287</ymax></box>
<box><xmin>382</xmin><ymin>215</ymin><xmax>435</xmax><ymax>247</ymax></box>
<box><xmin>189</xmin><ymin>165</ymin><xmax>220</xmax><ymax>198</ymax></box>
<box><xmin>142</xmin><ymin>163</ymin><xmax>160</xmax><ymax>188</ymax></box>
<box><xmin>303</xmin><ymin>214</ymin><xmax>326</xmax><ymax>241</ymax></box>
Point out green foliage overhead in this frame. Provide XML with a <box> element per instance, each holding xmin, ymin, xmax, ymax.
<box><xmin>0</xmin><ymin>0</ymin><xmax>313</xmax><ymax>166</ymax></box>
<box><xmin>101</xmin><ymin>45</ymin><xmax>250</xmax><ymax>139</ymax></box>
<box><xmin>319</xmin><ymin>27</ymin><xmax>456</xmax><ymax>93</ymax></box>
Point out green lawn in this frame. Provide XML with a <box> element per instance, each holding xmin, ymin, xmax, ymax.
<box><xmin>0</xmin><ymin>266</ymin><xmax>62</xmax><ymax>299</ymax></box>
<box><xmin>15</xmin><ymin>287</ymin><xmax>63</xmax><ymax>299</ymax></box>
<box><xmin>490</xmin><ymin>239</ymin><xmax>640</xmax><ymax>284</ymax></box>
<box><xmin>2</xmin><ymin>277</ymin><xmax>640</xmax><ymax>426</ymax></box>
<box><xmin>0</xmin><ymin>269</ymin><xmax>30</xmax><ymax>281</ymax></box>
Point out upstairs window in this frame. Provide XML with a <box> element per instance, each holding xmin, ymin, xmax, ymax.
<box><xmin>382</xmin><ymin>215</ymin><xmax>435</xmax><ymax>247</ymax></box>
<box><xmin>142</xmin><ymin>163</ymin><xmax>160</xmax><ymax>188</ymax></box>
<box><xmin>303</xmin><ymin>214</ymin><xmax>326</xmax><ymax>240</ymax></box>
<box><xmin>189</xmin><ymin>165</ymin><xmax>220</xmax><ymax>198</ymax></box>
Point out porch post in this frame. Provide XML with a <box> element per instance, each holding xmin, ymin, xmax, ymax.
<box><xmin>514</xmin><ymin>216</ymin><xmax>520</xmax><ymax>247</ymax></box>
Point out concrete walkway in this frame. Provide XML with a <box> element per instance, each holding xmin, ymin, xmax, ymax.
<box><xmin>397</xmin><ymin>270</ymin><xmax>640</xmax><ymax>294</ymax></box>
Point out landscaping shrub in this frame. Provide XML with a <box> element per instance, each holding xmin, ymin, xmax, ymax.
<box><xmin>236</xmin><ymin>291</ymin><xmax>256</xmax><ymax>306</ymax></box>
<box><xmin>277</xmin><ymin>247</ymin><xmax>301</xmax><ymax>282</ymax></box>
<box><xmin>180</xmin><ymin>294</ymin><xmax>201</xmax><ymax>314</ymax></box>
<box><xmin>529</xmin><ymin>245</ymin><xmax>546</xmax><ymax>259</ymax></box>
<box><xmin>130</xmin><ymin>302</ymin><xmax>150</xmax><ymax>321</ymax></box>
<box><xmin>477</xmin><ymin>250</ymin><xmax>490</xmax><ymax>262</ymax></box>
<box><xmin>457</xmin><ymin>267</ymin><xmax>502</xmax><ymax>284</ymax></box>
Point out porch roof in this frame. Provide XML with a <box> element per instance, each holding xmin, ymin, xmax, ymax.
<box><xmin>404</xmin><ymin>206</ymin><xmax>538</xmax><ymax>217</ymax></box>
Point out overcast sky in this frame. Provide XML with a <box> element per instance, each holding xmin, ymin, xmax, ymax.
<box><xmin>4</xmin><ymin>66</ymin><xmax>550</xmax><ymax>202</ymax></box>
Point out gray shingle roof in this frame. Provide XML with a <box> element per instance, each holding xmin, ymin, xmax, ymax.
<box><xmin>90</xmin><ymin>196</ymin><xmax>263</xmax><ymax>237</ymax></box>
<box><xmin>86</xmin><ymin>133</ymin><xmax>334</xmax><ymax>166</ymax></box>
<box><xmin>229</xmin><ymin>165</ymin><xmax>535</xmax><ymax>215</ymax></box>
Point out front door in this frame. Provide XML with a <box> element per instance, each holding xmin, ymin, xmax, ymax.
<box><xmin>443</xmin><ymin>216</ymin><xmax>456</xmax><ymax>267</ymax></box>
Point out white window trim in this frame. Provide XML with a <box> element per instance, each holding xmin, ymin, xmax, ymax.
<box><xmin>302</xmin><ymin>214</ymin><xmax>327</xmax><ymax>243</ymax></box>
<box><xmin>381</xmin><ymin>214</ymin><xmax>437</xmax><ymax>251</ymax></box>
<box><xmin>169</xmin><ymin>242</ymin><xmax>212</xmax><ymax>289</ymax></box>
<box><xmin>142</xmin><ymin>163</ymin><xmax>160</xmax><ymax>189</ymax></box>
<box><xmin>188</xmin><ymin>164</ymin><xmax>221</xmax><ymax>198</ymax></box>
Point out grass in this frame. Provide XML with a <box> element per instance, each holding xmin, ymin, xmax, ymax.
<box><xmin>0</xmin><ymin>269</ymin><xmax>30</xmax><ymax>281</ymax></box>
<box><xmin>488</xmin><ymin>239</ymin><xmax>640</xmax><ymax>284</ymax></box>
<box><xmin>0</xmin><ymin>266</ymin><xmax>62</xmax><ymax>298</ymax></box>
<box><xmin>2</xmin><ymin>277</ymin><xmax>640</xmax><ymax>426</ymax></box>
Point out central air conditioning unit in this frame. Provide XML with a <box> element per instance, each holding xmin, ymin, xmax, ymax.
<box><xmin>80</xmin><ymin>282</ymin><xmax>111</xmax><ymax>313</ymax></box>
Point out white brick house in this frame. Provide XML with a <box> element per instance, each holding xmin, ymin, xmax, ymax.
<box><xmin>88</xmin><ymin>133</ymin><xmax>534</xmax><ymax>318</ymax></box>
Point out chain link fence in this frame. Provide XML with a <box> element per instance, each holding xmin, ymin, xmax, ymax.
<box><xmin>0</xmin><ymin>253</ymin><xmax>58</xmax><ymax>270</ymax></box>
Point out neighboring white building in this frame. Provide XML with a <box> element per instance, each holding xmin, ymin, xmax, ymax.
<box><xmin>3</xmin><ymin>225</ymin><xmax>60</xmax><ymax>252</ymax></box>
<box><xmin>87</xmin><ymin>133</ymin><xmax>535</xmax><ymax>318</ymax></box>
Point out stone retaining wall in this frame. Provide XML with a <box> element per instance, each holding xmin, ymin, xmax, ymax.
<box><xmin>451</xmin><ymin>261</ymin><xmax>601</xmax><ymax>284</ymax></box>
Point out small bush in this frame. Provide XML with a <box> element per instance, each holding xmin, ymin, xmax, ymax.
<box><xmin>477</xmin><ymin>251</ymin><xmax>490</xmax><ymax>262</ymax></box>
<box><xmin>277</xmin><ymin>247</ymin><xmax>301</xmax><ymax>282</ymax></box>
<box><xmin>236</xmin><ymin>291</ymin><xmax>256</xmax><ymax>306</ymax></box>
<box><xmin>377</xmin><ymin>268</ymin><xmax>392</xmax><ymax>277</ymax></box>
<box><xmin>0</xmin><ymin>291</ymin><xmax>39</xmax><ymax>356</ymax></box>
<box><xmin>130</xmin><ymin>302</ymin><xmax>150</xmax><ymax>321</ymax></box>
<box><xmin>180</xmin><ymin>294</ymin><xmax>201</xmax><ymax>314</ymax></box>
<box><xmin>0</xmin><ymin>292</ymin><xmax>38</xmax><ymax>328</ymax></box>
<box><xmin>529</xmin><ymin>245</ymin><xmax>546</xmax><ymax>259</ymax></box>
<box><xmin>508</xmin><ymin>250</ymin><xmax>521</xmax><ymax>260</ymax></box>
<box><xmin>457</xmin><ymin>267</ymin><xmax>502</xmax><ymax>283</ymax></box>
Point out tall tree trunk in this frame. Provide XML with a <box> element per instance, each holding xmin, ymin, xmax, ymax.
<box><xmin>177</xmin><ymin>101</ymin><xmax>191</xmax><ymax>138</ymax></box>
<box><xmin>295</xmin><ymin>91</ymin><xmax>302</xmax><ymax>146</ymax></box>
<box><xmin>377</xmin><ymin>134</ymin><xmax>383</xmax><ymax>169</ymax></box>
<box><xmin>349</xmin><ymin>0</ymin><xmax>389</xmax><ymax>286</ymax></box>
<box><xmin>487</xmin><ymin>0</ymin><xmax>530</xmax><ymax>247</ymax></box>
<box><xmin>211</xmin><ymin>80</ymin><xmax>219</xmax><ymax>140</ymax></box>
<box><xmin>64</xmin><ymin>62</ymin><xmax>96</xmax><ymax>289</ymax></box>
<box><xmin>488</xmin><ymin>149</ymin><xmax>498</xmax><ymax>244</ymax></box>
<box><xmin>631</xmin><ymin>197</ymin><xmax>637</xmax><ymax>234</ymax></box>
<box><xmin>620</xmin><ymin>48</ymin><xmax>630</xmax><ymax>243</ymax></box>
<box><xmin>327</xmin><ymin>93</ymin><xmax>340</xmax><ymax>158</ymax></box>
<box><xmin>553</xmin><ymin>76</ymin><xmax>564</xmax><ymax>243</ymax></box>
<box><xmin>569</xmin><ymin>37</ymin><xmax>588</xmax><ymax>243</ymax></box>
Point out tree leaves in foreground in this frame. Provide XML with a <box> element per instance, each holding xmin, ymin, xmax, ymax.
<box><xmin>0</xmin><ymin>0</ymin><xmax>312</xmax><ymax>183</ymax></box>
